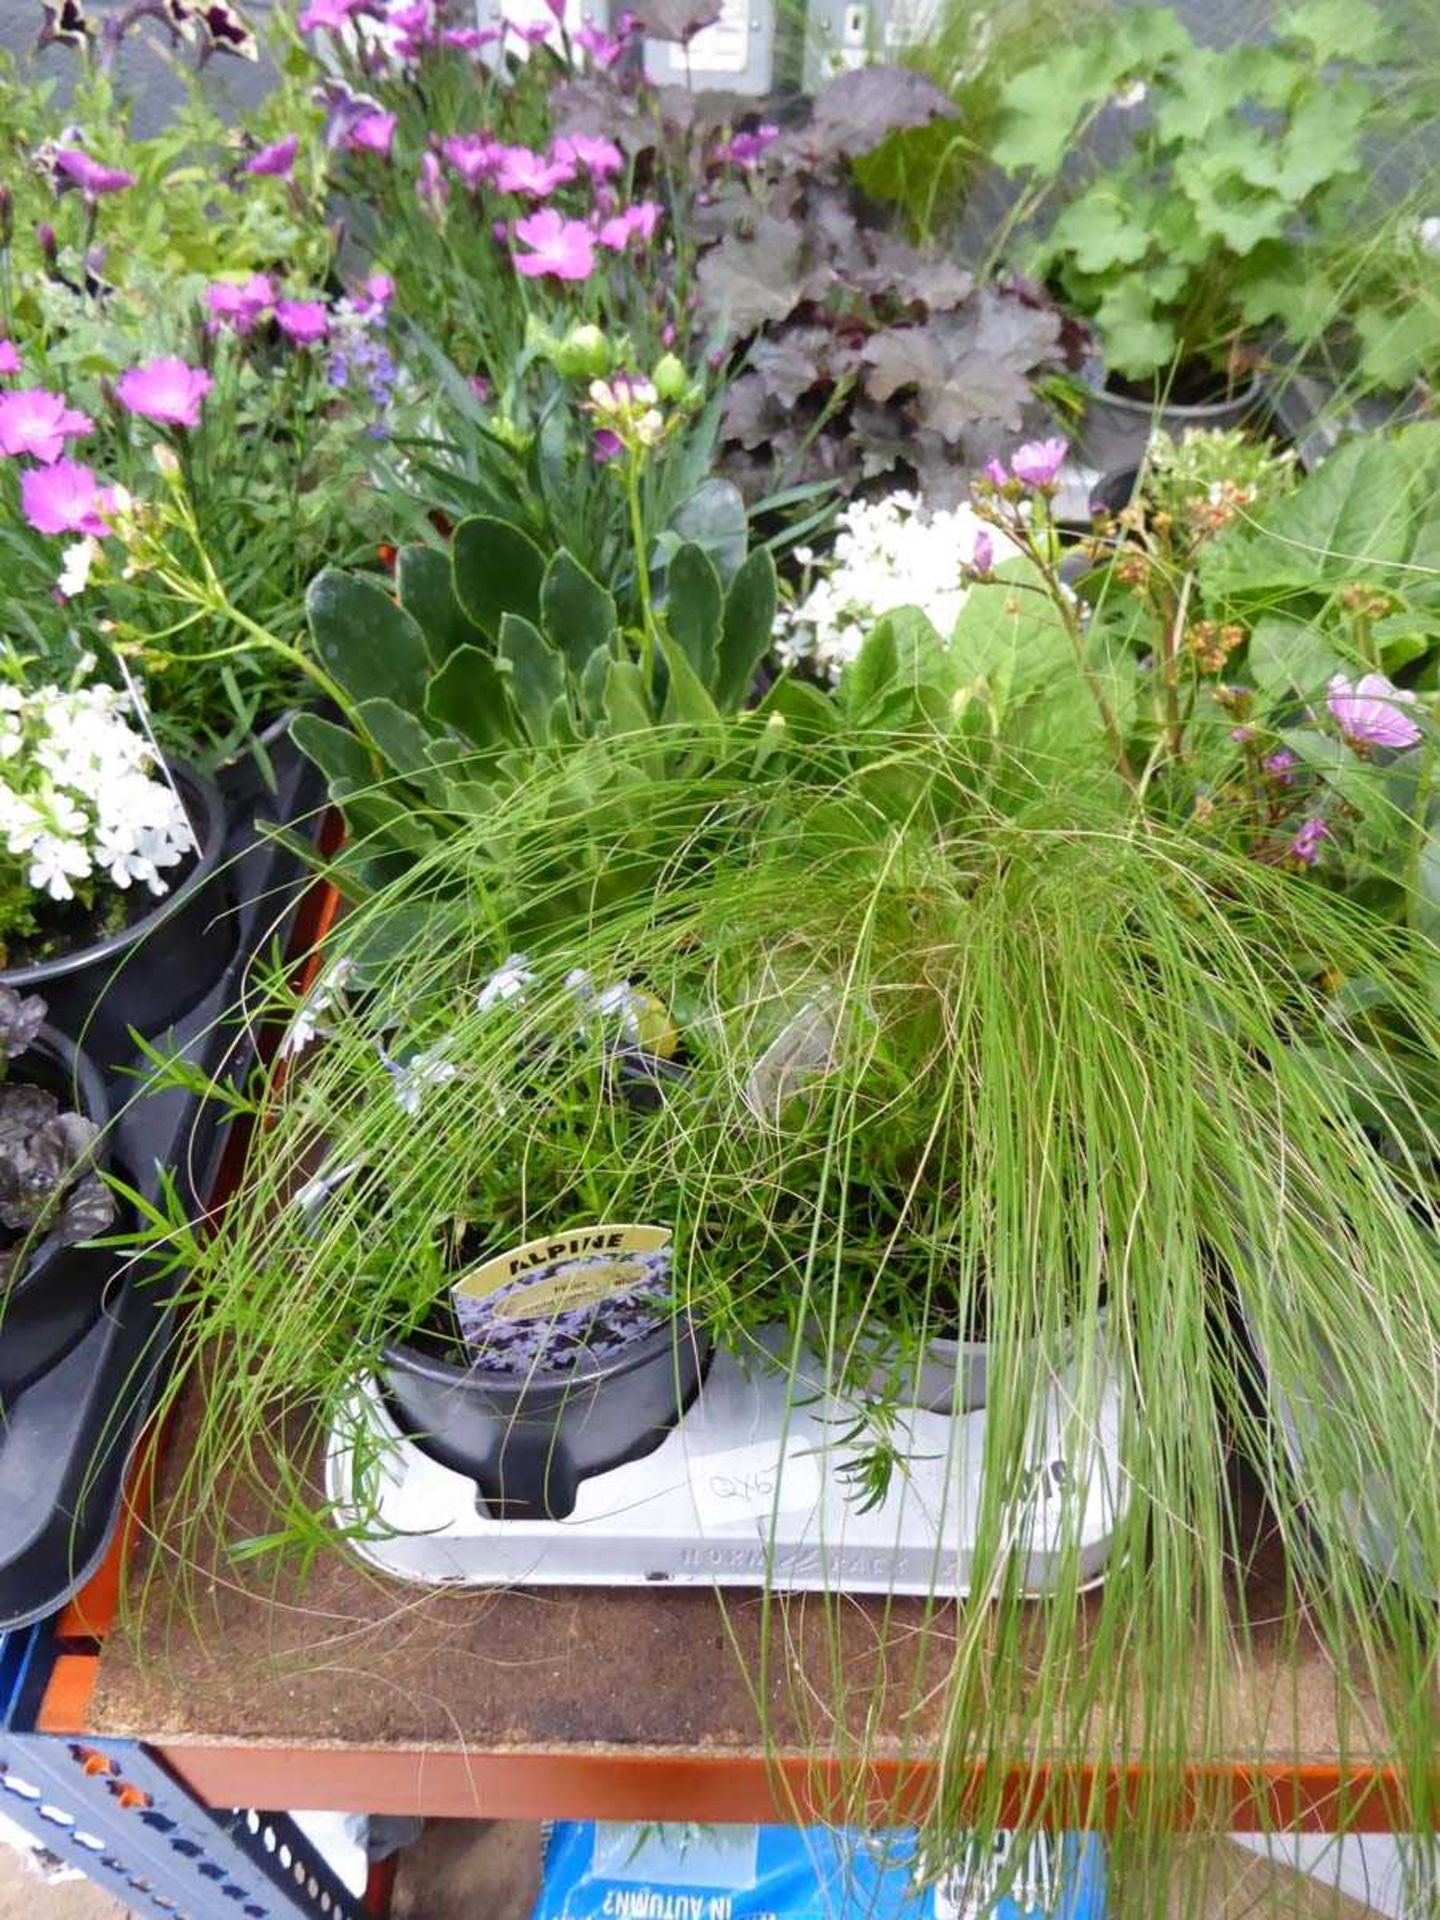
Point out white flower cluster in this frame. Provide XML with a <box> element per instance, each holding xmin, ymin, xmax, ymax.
<box><xmin>0</xmin><ymin>683</ymin><xmax>196</xmax><ymax>903</ymax></box>
<box><xmin>775</xmin><ymin>492</ymin><xmax>1018</xmax><ymax>684</ymax></box>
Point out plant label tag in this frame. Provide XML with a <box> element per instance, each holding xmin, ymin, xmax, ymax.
<box><xmin>689</xmin><ymin>1439</ymin><xmax>822</xmax><ymax>1528</ymax></box>
<box><xmin>450</xmin><ymin>1224</ymin><xmax>673</xmax><ymax>1357</ymax></box>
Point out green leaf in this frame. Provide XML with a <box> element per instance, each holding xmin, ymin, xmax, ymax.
<box><xmin>717</xmin><ymin>546</ymin><xmax>778</xmax><ymax>711</ymax></box>
<box><xmin>580</xmin><ymin>645</ymin><xmax>611</xmax><ymax>724</ymax></box>
<box><xmin>665</xmin><ymin>544</ymin><xmax>724</xmax><ymax>687</ymax></box>
<box><xmin>1091</xmin><ymin>279</ymin><xmax>1178</xmax><ymax>382</ymax></box>
<box><xmin>658</xmin><ymin>631</ymin><xmax>722</xmax><ymax>730</ymax></box>
<box><xmin>1247</xmin><ymin>618</ymin><xmax>1345</xmax><ymax>701</ymax></box>
<box><xmin>540</xmin><ymin>551</ymin><xmax>617</xmax><ymax>675</ymax></box>
<box><xmin>667</xmin><ymin>479</ymin><xmax>749</xmax><ymax>586</ymax></box>
<box><xmin>603</xmin><ymin>658</ymin><xmax>654</xmax><ymax>738</ymax></box>
<box><xmin>396</xmin><ymin>544</ymin><xmax>479</xmax><ymax>666</ymax></box>
<box><xmin>452</xmin><ymin>515</ymin><xmax>547</xmax><ymax>640</ymax></box>
<box><xmin>306</xmin><ymin>569</ymin><xmax>430</xmax><ymax>715</ymax></box>
<box><xmin>1046</xmin><ymin>193</ymin><xmax>1151</xmax><ymax>275</ymax></box>
<box><xmin>1412</xmin><ymin>811</ymin><xmax>1440</xmax><ymax>1016</ymax></box>
<box><xmin>289</xmin><ymin>712</ymin><xmax>374</xmax><ymax>800</ymax></box>
<box><xmin>1278</xmin><ymin>0</ymin><xmax>1388</xmax><ymax>62</ymax></box>
<box><xmin>355</xmin><ymin>698</ymin><xmax>468</xmax><ymax>813</ymax></box>
<box><xmin>426</xmin><ymin>644</ymin><xmax>517</xmax><ymax>751</ymax></box>
<box><xmin>757</xmin><ymin>676</ymin><xmax>842</xmax><ymax>741</ymax></box>
<box><xmin>842</xmin><ymin>616</ymin><xmax>900</xmax><ymax>724</ymax></box>
<box><xmin>1279</xmin><ymin>727</ymin><xmax>1380</xmax><ymax>814</ymax></box>
<box><xmin>498</xmin><ymin>613</ymin><xmax>566</xmax><ymax>745</ymax></box>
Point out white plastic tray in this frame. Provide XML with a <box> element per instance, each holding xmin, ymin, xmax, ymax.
<box><xmin>326</xmin><ymin>1333</ymin><xmax>1128</xmax><ymax>1596</ymax></box>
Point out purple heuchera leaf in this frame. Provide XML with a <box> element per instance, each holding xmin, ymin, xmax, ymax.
<box><xmin>1326</xmin><ymin>673</ymin><xmax>1423</xmax><ymax>750</ymax></box>
<box><xmin>629</xmin><ymin>0</ymin><xmax>720</xmax><ymax>42</ymax></box>
<box><xmin>793</xmin><ymin>65</ymin><xmax>956</xmax><ymax>164</ymax></box>
<box><xmin>0</xmin><ymin>988</ymin><xmax>46</xmax><ymax>1062</ymax></box>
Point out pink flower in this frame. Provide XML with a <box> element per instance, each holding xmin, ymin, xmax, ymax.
<box><xmin>1326</xmin><ymin>672</ymin><xmax>1423</xmax><ymax>750</ymax></box>
<box><xmin>1010</xmin><ymin>437</ymin><xmax>1068</xmax><ymax>489</ymax></box>
<box><xmin>715</xmin><ymin>123</ymin><xmax>778</xmax><ymax>167</ymax></box>
<box><xmin>509</xmin><ymin>19</ymin><xmax>553</xmax><ymax>43</ymax></box>
<box><xmin>20</xmin><ymin>459</ymin><xmax>112</xmax><ymax>538</ymax></box>
<box><xmin>275</xmin><ymin>300</ymin><xmax>330</xmax><ymax>345</ymax></box>
<box><xmin>205</xmin><ymin>272</ymin><xmax>276</xmax><ymax>334</ymax></box>
<box><xmin>1288</xmin><ymin>817</ymin><xmax>1329</xmax><ymax>866</ymax></box>
<box><xmin>492</xmin><ymin>145</ymin><xmax>576</xmax><ymax>198</ymax></box>
<box><xmin>0</xmin><ymin>389</ymin><xmax>94</xmax><ymax>464</ymax></box>
<box><xmin>417</xmin><ymin>151</ymin><xmax>449</xmax><ymax>211</ymax></box>
<box><xmin>442</xmin><ymin>133</ymin><xmax>501</xmax><ymax>190</ymax></box>
<box><xmin>0</xmin><ymin>342</ymin><xmax>22</xmax><ymax>378</ymax></box>
<box><xmin>982</xmin><ymin>456</ymin><xmax>1009</xmax><ymax>486</ymax></box>
<box><xmin>345</xmin><ymin>111</ymin><xmax>397</xmax><ymax>156</ymax></box>
<box><xmin>363</xmin><ymin>272</ymin><xmax>395</xmax><ymax>308</ymax></box>
<box><xmin>441</xmin><ymin>25</ymin><xmax>496</xmax><ymax>48</ymax></box>
<box><xmin>246</xmin><ymin>134</ymin><xmax>299</xmax><ymax>178</ymax></box>
<box><xmin>1264</xmin><ymin>749</ymin><xmax>1298</xmax><ymax>784</ymax></box>
<box><xmin>575</xmin><ymin>19</ymin><xmax>632</xmax><ymax>65</ymax></box>
<box><xmin>592</xmin><ymin>428</ymin><xmax>623</xmax><ymax>463</ymax></box>
<box><xmin>54</xmin><ymin>149</ymin><xmax>136</xmax><ymax>198</ymax></box>
<box><xmin>468</xmin><ymin>375</ymin><xmax>492</xmax><ymax>404</ymax></box>
<box><xmin>115</xmin><ymin>356</ymin><xmax>213</xmax><ymax>429</ymax></box>
<box><xmin>971</xmin><ymin>530</ymin><xmax>994</xmax><ymax>577</ymax></box>
<box><xmin>511</xmin><ymin>209</ymin><xmax>595</xmax><ymax>282</ymax></box>
<box><xmin>596</xmin><ymin>201</ymin><xmax>662</xmax><ymax>250</ymax></box>
<box><xmin>553</xmin><ymin>134</ymin><xmax>624</xmax><ymax>179</ymax></box>
<box><xmin>298</xmin><ymin>0</ymin><xmax>363</xmax><ymax>28</ymax></box>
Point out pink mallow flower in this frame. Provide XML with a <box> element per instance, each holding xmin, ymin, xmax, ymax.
<box><xmin>575</xmin><ymin>18</ymin><xmax>633</xmax><ymax>66</ymax></box>
<box><xmin>115</xmin><ymin>357</ymin><xmax>213</xmax><ymax>429</ymax></box>
<box><xmin>715</xmin><ymin>123</ymin><xmax>778</xmax><ymax>166</ymax></box>
<box><xmin>345</xmin><ymin>111</ymin><xmax>397</xmax><ymax>157</ymax></box>
<box><xmin>1264</xmin><ymin>748</ymin><xmax>1298</xmax><ymax>784</ymax></box>
<box><xmin>1010</xmin><ymin>436</ymin><xmax>1068</xmax><ymax>489</ymax></box>
<box><xmin>275</xmin><ymin>300</ymin><xmax>330</xmax><ymax>345</ymax></box>
<box><xmin>970</xmin><ymin>530</ymin><xmax>994</xmax><ymax>577</ymax></box>
<box><xmin>246</xmin><ymin>134</ymin><xmax>299</xmax><ymax>178</ymax></box>
<box><xmin>0</xmin><ymin>389</ymin><xmax>94</xmax><ymax>464</ymax></box>
<box><xmin>493</xmin><ymin>145</ymin><xmax>577</xmax><ymax>198</ymax></box>
<box><xmin>512</xmin><ymin>209</ymin><xmax>595</xmax><ymax>282</ymax></box>
<box><xmin>54</xmin><ymin>149</ymin><xmax>136</xmax><ymax>198</ymax></box>
<box><xmin>553</xmin><ymin>134</ymin><xmax>624</xmax><ymax>179</ymax></box>
<box><xmin>206</xmin><ymin>272</ymin><xmax>276</xmax><ymax>335</ymax></box>
<box><xmin>596</xmin><ymin>201</ymin><xmax>662</xmax><ymax>250</ymax></box>
<box><xmin>20</xmin><ymin>458</ymin><xmax>112</xmax><ymax>538</ymax></box>
<box><xmin>0</xmin><ymin>342</ymin><xmax>19</xmax><ymax>377</ymax></box>
<box><xmin>1326</xmin><ymin>672</ymin><xmax>1422</xmax><ymax>751</ymax></box>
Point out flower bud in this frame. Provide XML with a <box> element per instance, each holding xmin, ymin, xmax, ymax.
<box><xmin>554</xmin><ymin>323</ymin><xmax>610</xmax><ymax>380</ymax></box>
<box><xmin>651</xmin><ymin>351</ymin><xmax>687</xmax><ymax>401</ymax></box>
<box><xmin>0</xmin><ymin>187</ymin><xmax>12</xmax><ymax>250</ymax></box>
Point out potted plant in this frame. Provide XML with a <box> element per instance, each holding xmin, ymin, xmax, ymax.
<box><xmin>991</xmin><ymin>1</ymin><xmax>1399</xmax><ymax>473</ymax></box>
<box><xmin>0</xmin><ymin>676</ymin><xmax>229</xmax><ymax>1066</ymax></box>
<box><xmin>0</xmin><ymin>984</ymin><xmax>116</xmax><ymax>1399</ymax></box>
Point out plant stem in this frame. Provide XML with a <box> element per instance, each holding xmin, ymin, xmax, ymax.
<box><xmin>625</xmin><ymin>453</ymin><xmax>659</xmax><ymax>694</ymax></box>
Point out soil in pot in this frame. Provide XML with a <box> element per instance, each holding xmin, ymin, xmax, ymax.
<box><xmin>383</xmin><ymin>1218</ymin><xmax>707</xmax><ymax>1520</ymax></box>
<box><xmin>0</xmin><ymin>1022</ymin><xmax>118</xmax><ymax>1401</ymax></box>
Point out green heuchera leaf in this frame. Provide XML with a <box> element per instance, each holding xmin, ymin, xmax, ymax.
<box><xmin>1091</xmin><ymin>280</ymin><xmax>1178</xmax><ymax>380</ymax></box>
<box><xmin>452</xmin><ymin>515</ymin><xmax>546</xmax><ymax>640</ymax></box>
<box><xmin>396</xmin><ymin>545</ymin><xmax>479</xmax><ymax>666</ymax></box>
<box><xmin>426</xmin><ymin>644</ymin><xmax>517</xmax><ymax>751</ymax></box>
<box><xmin>717</xmin><ymin>547</ymin><xmax>778</xmax><ymax>711</ymax></box>
<box><xmin>665</xmin><ymin>544</ymin><xmax>723</xmax><ymax>687</ymax></box>
<box><xmin>1278</xmin><ymin>0</ymin><xmax>1387</xmax><ymax>63</ymax></box>
<box><xmin>498</xmin><ymin>613</ymin><xmax>566</xmax><ymax>745</ymax></box>
<box><xmin>1045</xmin><ymin>194</ymin><xmax>1151</xmax><ymax>276</ymax></box>
<box><xmin>306</xmin><ymin>569</ymin><xmax>430</xmax><ymax>715</ymax></box>
<box><xmin>540</xmin><ymin>551</ymin><xmax>617</xmax><ymax>674</ymax></box>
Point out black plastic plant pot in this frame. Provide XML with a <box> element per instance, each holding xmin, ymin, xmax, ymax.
<box><xmin>0</xmin><ymin>766</ymin><xmax>233</xmax><ymax>1073</ymax></box>
<box><xmin>1072</xmin><ymin>366</ymin><xmax>1269</xmax><ymax>477</ymax></box>
<box><xmin>0</xmin><ymin>1027</ymin><xmax>114</xmax><ymax>1403</ymax></box>
<box><xmin>1089</xmin><ymin>467</ymin><xmax>1141</xmax><ymax>519</ymax></box>
<box><xmin>380</xmin><ymin>1316</ymin><xmax>710</xmax><ymax>1521</ymax></box>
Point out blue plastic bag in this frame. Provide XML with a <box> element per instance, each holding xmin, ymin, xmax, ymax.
<box><xmin>534</xmin><ymin>1822</ymin><xmax>1106</xmax><ymax>1919</ymax></box>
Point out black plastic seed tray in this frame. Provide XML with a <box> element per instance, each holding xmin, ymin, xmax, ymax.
<box><xmin>0</xmin><ymin>728</ymin><xmax>326</xmax><ymax>1630</ymax></box>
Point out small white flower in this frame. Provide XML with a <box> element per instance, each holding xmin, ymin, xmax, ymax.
<box><xmin>28</xmin><ymin>832</ymin><xmax>92</xmax><ymax>902</ymax></box>
<box><xmin>1419</xmin><ymin>215</ymin><xmax>1440</xmax><ymax>256</ymax></box>
<box><xmin>1114</xmin><ymin>79</ymin><xmax>1147</xmax><ymax>108</ymax></box>
<box><xmin>56</xmin><ymin>537</ymin><xmax>99</xmax><ymax>600</ymax></box>
<box><xmin>476</xmin><ymin>954</ymin><xmax>535</xmax><ymax>1013</ymax></box>
<box><xmin>279</xmin><ymin>955</ymin><xmax>357</xmax><ymax>1059</ymax></box>
<box><xmin>387</xmin><ymin>1046</ymin><xmax>459</xmax><ymax>1117</ymax></box>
